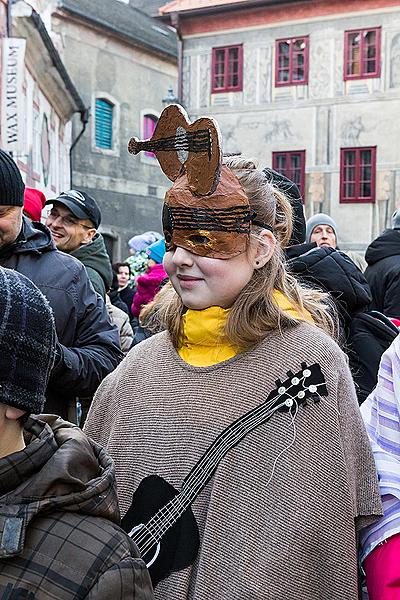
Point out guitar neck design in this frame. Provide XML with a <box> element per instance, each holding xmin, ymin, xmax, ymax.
<box><xmin>137</xmin><ymin>363</ymin><xmax>326</xmax><ymax>545</ymax></box>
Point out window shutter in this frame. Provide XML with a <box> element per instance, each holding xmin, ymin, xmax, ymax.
<box><xmin>95</xmin><ymin>99</ymin><xmax>113</xmax><ymax>149</ymax></box>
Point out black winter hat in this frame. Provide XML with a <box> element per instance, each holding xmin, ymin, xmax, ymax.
<box><xmin>0</xmin><ymin>268</ymin><xmax>56</xmax><ymax>414</ymax></box>
<box><xmin>263</xmin><ymin>168</ymin><xmax>306</xmax><ymax>246</ymax></box>
<box><xmin>0</xmin><ymin>149</ymin><xmax>25</xmax><ymax>206</ymax></box>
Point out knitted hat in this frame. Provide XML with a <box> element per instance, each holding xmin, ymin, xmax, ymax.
<box><xmin>147</xmin><ymin>239</ymin><xmax>166</xmax><ymax>264</ymax></box>
<box><xmin>24</xmin><ymin>187</ymin><xmax>46</xmax><ymax>221</ymax></box>
<box><xmin>128</xmin><ymin>231</ymin><xmax>161</xmax><ymax>252</ymax></box>
<box><xmin>0</xmin><ymin>268</ymin><xmax>56</xmax><ymax>414</ymax></box>
<box><xmin>306</xmin><ymin>213</ymin><xmax>338</xmax><ymax>243</ymax></box>
<box><xmin>392</xmin><ymin>209</ymin><xmax>400</xmax><ymax>230</ymax></box>
<box><xmin>0</xmin><ymin>149</ymin><xmax>25</xmax><ymax>206</ymax></box>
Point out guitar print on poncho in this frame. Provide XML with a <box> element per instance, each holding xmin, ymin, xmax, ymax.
<box><xmin>121</xmin><ymin>362</ymin><xmax>328</xmax><ymax>587</ymax></box>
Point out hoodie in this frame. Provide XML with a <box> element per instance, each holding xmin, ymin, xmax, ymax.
<box><xmin>71</xmin><ymin>232</ymin><xmax>113</xmax><ymax>298</ymax></box>
<box><xmin>0</xmin><ymin>415</ymin><xmax>153</xmax><ymax>599</ymax></box>
<box><xmin>365</xmin><ymin>229</ymin><xmax>400</xmax><ymax>317</ymax></box>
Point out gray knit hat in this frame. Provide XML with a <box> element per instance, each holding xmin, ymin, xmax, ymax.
<box><xmin>306</xmin><ymin>213</ymin><xmax>338</xmax><ymax>243</ymax></box>
<box><xmin>0</xmin><ymin>149</ymin><xmax>24</xmax><ymax>206</ymax></box>
<box><xmin>0</xmin><ymin>268</ymin><xmax>56</xmax><ymax>414</ymax></box>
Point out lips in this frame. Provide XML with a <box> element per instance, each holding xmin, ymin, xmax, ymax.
<box><xmin>177</xmin><ymin>275</ymin><xmax>202</xmax><ymax>281</ymax></box>
<box><xmin>177</xmin><ymin>274</ymin><xmax>203</xmax><ymax>288</ymax></box>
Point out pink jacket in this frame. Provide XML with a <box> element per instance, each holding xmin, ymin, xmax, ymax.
<box><xmin>131</xmin><ymin>263</ymin><xmax>168</xmax><ymax>317</ymax></box>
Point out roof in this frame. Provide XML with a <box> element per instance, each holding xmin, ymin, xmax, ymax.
<box><xmin>159</xmin><ymin>0</ymin><xmax>294</xmax><ymax>15</ymax></box>
<box><xmin>59</xmin><ymin>0</ymin><xmax>177</xmax><ymax>59</ymax></box>
<box><xmin>134</xmin><ymin>0</ymin><xmax>169</xmax><ymax>17</ymax></box>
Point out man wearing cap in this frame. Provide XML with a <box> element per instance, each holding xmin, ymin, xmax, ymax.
<box><xmin>45</xmin><ymin>190</ymin><xmax>113</xmax><ymax>298</ymax></box>
<box><xmin>0</xmin><ymin>148</ymin><xmax>122</xmax><ymax>420</ymax></box>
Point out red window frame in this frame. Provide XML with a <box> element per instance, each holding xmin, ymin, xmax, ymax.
<box><xmin>275</xmin><ymin>36</ymin><xmax>309</xmax><ymax>87</ymax></box>
<box><xmin>272</xmin><ymin>150</ymin><xmax>306</xmax><ymax>200</ymax></box>
<box><xmin>211</xmin><ymin>45</ymin><xmax>243</xmax><ymax>93</ymax></box>
<box><xmin>143</xmin><ymin>114</ymin><xmax>158</xmax><ymax>158</ymax></box>
<box><xmin>344</xmin><ymin>27</ymin><xmax>381</xmax><ymax>80</ymax></box>
<box><xmin>340</xmin><ymin>147</ymin><xmax>376</xmax><ymax>203</ymax></box>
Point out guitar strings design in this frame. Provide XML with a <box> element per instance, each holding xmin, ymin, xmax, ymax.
<box><xmin>132</xmin><ymin>374</ymin><xmax>326</xmax><ymax>554</ymax></box>
<box><xmin>167</xmin><ymin>205</ymin><xmax>252</xmax><ymax>234</ymax></box>
<box><xmin>130</xmin><ymin>129</ymin><xmax>212</xmax><ymax>156</ymax></box>
<box><xmin>133</xmin><ymin>378</ymin><xmax>326</xmax><ymax>552</ymax></box>
<box><xmin>265</xmin><ymin>399</ymin><xmax>298</xmax><ymax>488</ymax></box>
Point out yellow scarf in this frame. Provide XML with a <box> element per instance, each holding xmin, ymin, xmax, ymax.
<box><xmin>178</xmin><ymin>291</ymin><xmax>313</xmax><ymax>367</ymax></box>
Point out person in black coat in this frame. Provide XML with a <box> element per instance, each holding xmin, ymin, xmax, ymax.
<box><xmin>0</xmin><ymin>150</ymin><xmax>122</xmax><ymax>420</ymax></box>
<box><xmin>365</xmin><ymin>211</ymin><xmax>400</xmax><ymax>318</ymax></box>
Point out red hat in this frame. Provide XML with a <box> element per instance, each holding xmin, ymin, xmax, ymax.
<box><xmin>24</xmin><ymin>187</ymin><xmax>46</xmax><ymax>221</ymax></box>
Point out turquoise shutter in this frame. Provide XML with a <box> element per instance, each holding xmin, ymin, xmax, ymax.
<box><xmin>95</xmin><ymin>99</ymin><xmax>113</xmax><ymax>149</ymax></box>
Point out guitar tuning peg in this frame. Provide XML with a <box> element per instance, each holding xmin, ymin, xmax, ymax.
<box><xmin>286</xmin><ymin>370</ymin><xmax>295</xmax><ymax>379</ymax></box>
<box><xmin>275</xmin><ymin>378</ymin><xmax>282</xmax><ymax>388</ymax></box>
<box><xmin>301</xmin><ymin>362</ymin><xmax>307</xmax><ymax>369</ymax></box>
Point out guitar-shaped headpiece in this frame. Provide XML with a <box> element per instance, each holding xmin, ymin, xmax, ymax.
<box><xmin>127</xmin><ymin>104</ymin><xmax>255</xmax><ymax>259</ymax></box>
<box><xmin>128</xmin><ymin>104</ymin><xmax>222</xmax><ymax>197</ymax></box>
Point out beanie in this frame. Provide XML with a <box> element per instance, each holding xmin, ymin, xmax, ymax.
<box><xmin>392</xmin><ymin>210</ymin><xmax>400</xmax><ymax>230</ymax></box>
<box><xmin>0</xmin><ymin>149</ymin><xmax>25</xmax><ymax>206</ymax></box>
<box><xmin>147</xmin><ymin>239</ymin><xmax>166</xmax><ymax>264</ymax></box>
<box><xmin>306</xmin><ymin>213</ymin><xmax>338</xmax><ymax>243</ymax></box>
<box><xmin>128</xmin><ymin>231</ymin><xmax>161</xmax><ymax>252</ymax></box>
<box><xmin>263</xmin><ymin>168</ymin><xmax>305</xmax><ymax>246</ymax></box>
<box><xmin>0</xmin><ymin>268</ymin><xmax>56</xmax><ymax>414</ymax></box>
<box><xmin>24</xmin><ymin>187</ymin><xmax>46</xmax><ymax>221</ymax></box>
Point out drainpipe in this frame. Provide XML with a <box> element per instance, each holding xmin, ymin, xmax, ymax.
<box><xmin>6</xmin><ymin>0</ymin><xmax>12</xmax><ymax>36</ymax></box>
<box><xmin>69</xmin><ymin>108</ymin><xmax>89</xmax><ymax>188</ymax></box>
<box><xmin>171</xmin><ymin>13</ymin><xmax>183</xmax><ymax>103</ymax></box>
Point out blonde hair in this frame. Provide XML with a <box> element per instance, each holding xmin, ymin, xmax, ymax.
<box><xmin>142</xmin><ymin>157</ymin><xmax>337</xmax><ymax>349</ymax></box>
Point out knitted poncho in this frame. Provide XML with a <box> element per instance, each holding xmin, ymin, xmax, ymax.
<box><xmin>85</xmin><ymin>321</ymin><xmax>382</xmax><ymax>600</ymax></box>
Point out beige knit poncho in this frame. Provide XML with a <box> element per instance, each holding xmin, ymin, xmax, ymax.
<box><xmin>85</xmin><ymin>321</ymin><xmax>382</xmax><ymax>600</ymax></box>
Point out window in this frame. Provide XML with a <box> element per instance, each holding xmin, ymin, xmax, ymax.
<box><xmin>344</xmin><ymin>28</ymin><xmax>381</xmax><ymax>80</ymax></box>
<box><xmin>143</xmin><ymin>114</ymin><xmax>158</xmax><ymax>158</ymax></box>
<box><xmin>212</xmin><ymin>45</ymin><xmax>243</xmax><ymax>93</ymax></box>
<box><xmin>272</xmin><ymin>151</ymin><xmax>306</xmax><ymax>200</ymax></box>
<box><xmin>95</xmin><ymin>98</ymin><xmax>114</xmax><ymax>149</ymax></box>
<box><xmin>340</xmin><ymin>147</ymin><xmax>376</xmax><ymax>203</ymax></box>
<box><xmin>275</xmin><ymin>37</ymin><xmax>309</xmax><ymax>86</ymax></box>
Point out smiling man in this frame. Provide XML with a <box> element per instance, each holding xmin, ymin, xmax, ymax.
<box><xmin>45</xmin><ymin>190</ymin><xmax>112</xmax><ymax>298</ymax></box>
<box><xmin>0</xmin><ymin>149</ymin><xmax>122</xmax><ymax>420</ymax></box>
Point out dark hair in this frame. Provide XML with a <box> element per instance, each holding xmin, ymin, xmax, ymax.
<box><xmin>112</xmin><ymin>262</ymin><xmax>131</xmax><ymax>275</ymax></box>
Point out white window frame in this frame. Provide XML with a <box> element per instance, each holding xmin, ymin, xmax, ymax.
<box><xmin>91</xmin><ymin>91</ymin><xmax>120</xmax><ymax>157</ymax></box>
<box><xmin>140</xmin><ymin>108</ymin><xmax>160</xmax><ymax>165</ymax></box>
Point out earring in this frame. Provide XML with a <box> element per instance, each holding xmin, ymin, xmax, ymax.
<box><xmin>255</xmin><ymin>260</ymin><xmax>260</xmax><ymax>266</ymax></box>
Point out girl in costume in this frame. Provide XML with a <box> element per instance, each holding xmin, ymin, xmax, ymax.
<box><xmin>85</xmin><ymin>106</ymin><xmax>381</xmax><ymax>600</ymax></box>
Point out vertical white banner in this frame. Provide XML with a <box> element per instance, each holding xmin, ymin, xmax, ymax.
<box><xmin>1</xmin><ymin>38</ymin><xmax>26</xmax><ymax>153</ymax></box>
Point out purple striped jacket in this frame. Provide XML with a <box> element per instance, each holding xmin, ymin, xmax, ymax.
<box><xmin>360</xmin><ymin>333</ymin><xmax>400</xmax><ymax>562</ymax></box>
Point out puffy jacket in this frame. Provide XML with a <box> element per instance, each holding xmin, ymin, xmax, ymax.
<box><xmin>287</xmin><ymin>244</ymin><xmax>372</xmax><ymax>335</ymax></box>
<box><xmin>106</xmin><ymin>295</ymin><xmax>134</xmax><ymax>354</ymax></box>
<box><xmin>131</xmin><ymin>263</ymin><xmax>168</xmax><ymax>318</ymax></box>
<box><xmin>71</xmin><ymin>232</ymin><xmax>113</xmax><ymax>298</ymax></box>
<box><xmin>0</xmin><ymin>415</ymin><xmax>153</xmax><ymax>599</ymax></box>
<box><xmin>365</xmin><ymin>228</ymin><xmax>400</xmax><ymax>318</ymax></box>
<box><xmin>0</xmin><ymin>217</ymin><xmax>123</xmax><ymax>418</ymax></box>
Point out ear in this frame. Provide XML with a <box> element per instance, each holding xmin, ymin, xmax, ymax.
<box><xmin>82</xmin><ymin>228</ymin><xmax>97</xmax><ymax>244</ymax></box>
<box><xmin>252</xmin><ymin>230</ymin><xmax>276</xmax><ymax>269</ymax></box>
<box><xmin>5</xmin><ymin>406</ymin><xmax>26</xmax><ymax>420</ymax></box>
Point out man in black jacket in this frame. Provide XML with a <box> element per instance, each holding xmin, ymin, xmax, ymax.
<box><xmin>365</xmin><ymin>211</ymin><xmax>400</xmax><ymax>318</ymax></box>
<box><xmin>0</xmin><ymin>149</ymin><xmax>122</xmax><ymax>420</ymax></box>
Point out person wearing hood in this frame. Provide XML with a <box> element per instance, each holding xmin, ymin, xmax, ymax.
<box><xmin>0</xmin><ymin>267</ymin><xmax>153</xmax><ymax>599</ymax></box>
<box><xmin>365</xmin><ymin>211</ymin><xmax>400</xmax><ymax>318</ymax></box>
<box><xmin>45</xmin><ymin>190</ymin><xmax>113</xmax><ymax>298</ymax></box>
<box><xmin>0</xmin><ymin>149</ymin><xmax>122</xmax><ymax>420</ymax></box>
<box><xmin>131</xmin><ymin>239</ymin><xmax>168</xmax><ymax>319</ymax></box>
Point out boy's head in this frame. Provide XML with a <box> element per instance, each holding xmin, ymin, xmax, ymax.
<box><xmin>0</xmin><ymin>268</ymin><xmax>56</xmax><ymax>417</ymax></box>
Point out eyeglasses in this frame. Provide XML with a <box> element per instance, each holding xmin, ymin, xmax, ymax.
<box><xmin>47</xmin><ymin>209</ymin><xmax>92</xmax><ymax>229</ymax></box>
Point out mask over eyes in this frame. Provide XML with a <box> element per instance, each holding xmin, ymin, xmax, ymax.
<box><xmin>128</xmin><ymin>104</ymin><xmax>258</xmax><ymax>259</ymax></box>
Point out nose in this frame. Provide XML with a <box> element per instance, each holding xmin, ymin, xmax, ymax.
<box><xmin>172</xmin><ymin>246</ymin><xmax>195</xmax><ymax>267</ymax></box>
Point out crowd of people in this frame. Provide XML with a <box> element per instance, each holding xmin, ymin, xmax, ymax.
<box><xmin>1</xmin><ymin>101</ymin><xmax>400</xmax><ymax>600</ymax></box>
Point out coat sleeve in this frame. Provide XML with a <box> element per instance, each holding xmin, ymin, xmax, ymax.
<box><xmin>84</xmin><ymin>556</ymin><xmax>154</xmax><ymax>600</ymax></box>
<box><xmin>336</xmin><ymin>358</ymin><xmax>382</xmax><ymax>533</ymax></box>
<box><xmin>383</xmin><ymin>270</ymin><xmax>400</xmax><ymax>318</ymax></box>
<box><xmin>50</xmin><ymin>273</ymin><xmax>123</xmax><ymax>396</ymax></box>
<box><xmin>120</xmin><ymin>315</ymin><xmax>134</xmax><ymax>354</ymax></box>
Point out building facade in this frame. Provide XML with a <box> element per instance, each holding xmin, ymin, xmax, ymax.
<box><xmin>161</xmin><ymin>0</ymin><xmax>400</xmax><ymax>250</ymax></box>
<box><xmin>48</xmin><ymin>0</ymin><xmax>178</xmax><ymax>260</ymax></box>
<box><xmin>0</xmin><ymin>0</ymin><xmax>84</xmax><ymax>198</ymax></box>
